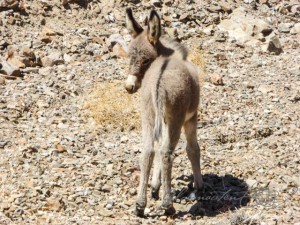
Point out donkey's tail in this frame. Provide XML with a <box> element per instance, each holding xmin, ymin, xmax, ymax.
<box><xmin>154</xmin><ymin>94</ymin><xmax>163</xmax><ymax>142</ymax></box>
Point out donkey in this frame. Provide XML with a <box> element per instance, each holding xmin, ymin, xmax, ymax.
<box><xmin>124</xmin><ymin>8</ymin><xmax>203</xmax><ymax>216</ymax></box>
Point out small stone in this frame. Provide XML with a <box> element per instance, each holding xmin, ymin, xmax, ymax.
<box><xmin>41</xmin><ymin>52</ymin><xmax>64</xmax><ymax>67</ymax></box>
<box><xmin>259</xmin><ymin>0</ymin><xmax>268</xmax><ymax>4</ymax></box>
<box><xmin>144</xmin><ymin>208</ymin><xmax>151</xmax><ymax>214</ymax></box>
<box><xmin>106</xmin><ymin>199</ymin><xmax>115</xmax><ymax>210</ymax></box>
<box><xmin>56</xmin><ymin>144</ymin><xmax>67</xmax><ymax>153</ymax></box>
<box><xmin>120</xmin><ymin>136</ymin><xmax>129</xmax><ymax>143</ymax></box>
<box><xmin>160</xmin><ymin>216</ymin><xmax>167</xmax><ymax>221</ymax></box>
<box><xmin>106</xmin><ymin>203</ymin><xmax>113</xmax><ymax>210</ymax></box>
<box><xmin>278</xmin><ymin>23</ymin><xmax>291</xmax><ymax>33</ymax></box>
<box><xmin>104</xmin><ymin>142</ymin><xmax>115</xmax><ymax>148</ymax></box>
<box><xmin>101</xmin><ymin>185</ymin><xmax>111</xmax><ymax>192</ymax></box>
<box><xmin>179</xmin><ymin>13</ymin><xmax>189</xmax><ymax>22</ymax></box>
<box><xmin>40</xmin><ymin>27</ymin><xmax>63</xmax><ymax>43</ymax></box>
<box><xmin>291</xmin><ymin>23</ymin><xmax>300</xmax><ymax>34</ymax></box>
<box><xmin>39</xmin><ymin>67</ymin><xmax>53</xmax><ymax>76</ymax></box>
<box><xmin>45</xmin><ymin>198</ymin><xmax>64</xmax><ymax>212</ymax></box>
<box><xmin>151</xmin><ymin>0</ymin><xmax>162</xmax><ymax>7</ymax></box>
<box><xmin>272</xmin><ymin>97</ymin><xmax>279</xmax><ymax>102</ymax></box>
<box><xmin>207</xmin><ymin>5</ymin><xmax>222</xmax><ymax>13</ymax></box>
<box><xmin>114</xmin><ymin>178</ymin><xmax>123</xmax><ymax>185</ymax></box>
<box><xmin>164</xmin><ymin>0</ymin><xmax>173</xmax><ymax>6</ymax></box>
<box><xmin>0</xmin><ymin>76</ymin><xmax>6</xmax><ymax>85</ymax></box>
<box><xmin>266</xmin><ymin>36</ymin><xmax>283</xmax><ymax>55</ymax></box>
<box><xmin>258</xmin><ymin>84</ymin><xmax>272</xmax><ymax>94</ymax></box>
<box><xmin>209</xmin><ymin>74</ymin><xmax>224</xmax><ymax>85</ymax></box>
<box><xmin>129</xmin><ymin>188</ymin><xmax>137</xmax><ymax>196</ymax></box>
<box><xmin>106</xmin><ymin>164</ymin><xmax>113</xmax><ymax>176</ymax></box>
<box><xmin>98</xmin><ymin>208</ymin><xmax>114</xmax><ymax>217</ymax></box>
<box><xmin>289</xmin><ymin>67</ymin><xmax>300</xmax><ymax>76</ymax></box>
<box><xmin>7</xmin><ymin>16</ymin><xmax>15</xmax><ymax>25</ymax></box>
<box><xmin>219</xmin><ymin>1</ymin><xmax>232</xmax><ymax>12</ymax></box>
<box><xmin>246</xmin><ymin>179</ymin><xmax>258</xmax><ymax>188</ymax></box>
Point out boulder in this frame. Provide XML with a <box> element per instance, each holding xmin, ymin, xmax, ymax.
<box><xmin>218</xmin><ymin>7</ymin><xmax>272</xmax><ymax>46</ymax></box>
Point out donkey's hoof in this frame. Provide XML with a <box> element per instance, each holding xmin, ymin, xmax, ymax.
<box><xmin>134</xmin><ymin>206</ymin><xmax>145</xmax><ymax>217</ymax></box>
<box><xmin>188</xmin><ymin>189</ymin><xmax>202</xmax><ymax>201</ymax></box>
<box><xmin>159</xmin><ymin>205</ymin><xmax>176</xmax><ymax>215</ymax></box>
<box><xmin>151</xmin><ymin>190</ymin><xmax>159</xmax><ymax>200</ymax></box>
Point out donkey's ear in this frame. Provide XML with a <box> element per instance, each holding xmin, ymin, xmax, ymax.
<box><xmin>126</xmin><ymin>8</ymin><xmax>143</xmax><ymax>38</ymax></box>
<box><xmin>147</xmin><ymin>10</ymin><xmax>161</xmax><ymax>45</ymax></box>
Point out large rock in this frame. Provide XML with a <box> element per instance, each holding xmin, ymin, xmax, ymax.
<box><xmin>218</xmin><ymin>7</ymin><xmax>272</xmax><ymax>46</ymax></box>
<box><xmin>0</xmin><ymin>0</ymin><xmax>19</xmax><ymax>10</ymax></box>
<box><xmin>0</xmin><ymin>61</ymin><xmax>21</xmax><ymax>77</ymax></box>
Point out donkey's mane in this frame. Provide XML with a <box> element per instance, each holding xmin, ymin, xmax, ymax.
<box><xmin>159</xmin><ymin>36</ymin><xmax>189</xmax><ymax>60</ymax></box>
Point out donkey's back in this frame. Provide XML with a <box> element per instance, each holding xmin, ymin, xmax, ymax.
<box><xmin>142</xmin><ymin>55</ymin><xmax>200</xmax><ymax>138</ymax></box>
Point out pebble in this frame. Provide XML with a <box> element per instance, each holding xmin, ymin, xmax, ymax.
<box><xmin>101</xmin><ymin>185</ymin><xmax>111</xmax><ymax>192</ymax></box>
<box><xmin>278</xmin><ymin>23</ymin><xmax>291</xmax><ymax>33</ymax></box>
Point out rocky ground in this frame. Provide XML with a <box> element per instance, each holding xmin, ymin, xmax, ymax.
<box><xmin>0</xmin><ymin>0</ymin><xmax>300</xmax><ymax>224</ymax></box>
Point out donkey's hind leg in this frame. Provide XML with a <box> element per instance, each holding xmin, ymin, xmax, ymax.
<box><xmin>151</xmin><ymin>150</ymin><xmax>161</xmax><ymax>200</ymax></box>
<box><xmin>184</xmin><ymin>114</ymin><xmax>203</xmax><ymax>191</ymax></box>
<box><xmin>159</xmin><ymin>120</ymin><xmax>182</xmax><ymax>215</ymax></box>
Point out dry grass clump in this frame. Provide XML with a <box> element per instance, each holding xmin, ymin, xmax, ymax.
<box><xmin>188</xmin><ymin>45</ymin><xmax>207</xmax><ymax>87</ymax></box>
<box><xmin>83</xmin><ymin>81</ymin><xmax>140</xmax><ymax>129</ymax></box>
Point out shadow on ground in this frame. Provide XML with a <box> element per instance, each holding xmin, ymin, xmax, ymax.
<box><xmin>173</xmin><ymin>174</ymin><xmax>250</xmax><ymax>218</ymax></box>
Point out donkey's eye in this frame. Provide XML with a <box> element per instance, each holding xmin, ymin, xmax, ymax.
<box><xmin>142</xmin><ymin>59</ymin><xmax>151</xmax><ymax>65</ymax></box>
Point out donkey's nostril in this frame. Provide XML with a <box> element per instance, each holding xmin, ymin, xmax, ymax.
<box><xmin>125</xmin><ymin>84</ymin><xmax>136</xmax><ymax>94</ymax></box>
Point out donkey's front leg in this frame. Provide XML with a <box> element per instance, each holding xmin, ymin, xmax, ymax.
<box><xmin>135</xmin><ymin>124</ymin><xmax>155</xmax><ymax>217</ymax></box>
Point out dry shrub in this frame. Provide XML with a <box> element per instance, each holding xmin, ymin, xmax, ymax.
<box><xmin>83</xmin><ymin>81</ymin><xmax>140</xmax><ymax>129</ymax></box>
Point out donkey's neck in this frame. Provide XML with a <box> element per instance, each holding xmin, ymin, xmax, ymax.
<box><xmin>157</xmin><ymin>41</ymin><xmax>175</xmax><ymax>58</ymax></box>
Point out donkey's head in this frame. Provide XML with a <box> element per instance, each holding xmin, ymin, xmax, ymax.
<box><xmin>124</xmin><ymin>8</ymin><xmax>161</xmax><ymax>94</ymax></box>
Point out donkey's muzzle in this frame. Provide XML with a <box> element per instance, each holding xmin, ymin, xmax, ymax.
<box><xmin>125</xmin><ymin>83</ymin><xmax>137</xmax><ymax>94</ymax></box>
<box><xmin>125</xmin><ymin>75</ymin><xmax>139</xmax><ymax>94</ymax></box>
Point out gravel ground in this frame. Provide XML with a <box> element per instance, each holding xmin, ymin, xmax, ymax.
<box><xmin>0</xmin><ymin>0</ymin><xmax>299</xmax><ymax>224</ymax></box>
